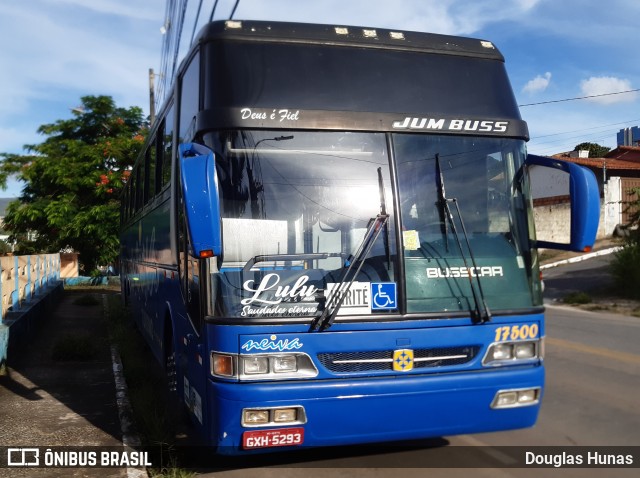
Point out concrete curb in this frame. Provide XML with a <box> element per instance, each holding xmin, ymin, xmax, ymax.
<box><xmin>103</xmin><ymin>296</ymin><xmax>148</xmax><ymax>478</ymax></box>
<box><xmin>540</xmin><ymin>246</ymin><xmax>622</xmax><ymax>270</ymax></box>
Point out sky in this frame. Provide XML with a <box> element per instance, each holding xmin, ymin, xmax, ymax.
<box><xmin>1</xmin><ymin>0</ymin><xmax>639</xmax><ymax>197</ymax></box>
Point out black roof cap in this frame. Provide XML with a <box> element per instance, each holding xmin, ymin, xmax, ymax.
<box><xmin>195</xmin><ymin>20</ymin><xmax>505</xmax><ymax>61</ymax></box>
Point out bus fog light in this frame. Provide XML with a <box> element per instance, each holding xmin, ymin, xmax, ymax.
<box><xmin>495</xmin><ymin>391</ymin><xmax>517</xmax><ymax>407</ymax></box>
<box><xmin>273</xmin><ymin>355</ymin><xmax>298</xmax><ymax>373</ymax></box>
<box><xmin>492</xmin><ymin>388</ymin><xmax>540</xmax><ymax>409</ymax></box>
<box><xmin>243</xmin><ymin>409</ymin><xmax>269</xmax><ymax>425</ymax></box>
<box><xmin>492</xmin><ymin>343</ymin><xmax>513</xmax><ymax>360</ymax></box>
<box><xmin>515</xmin><ymin>342</ymin><xmax>536</xmax><ymax>359</ymax></box>
<box><xmin>273</xmin><ymin>408</ymin><xmax>297</xmax><ymax>423</ymax></box>
<box><xmin>243</xmin><ymin>356</ymin><xmax>269</xmax><ymax>374</ymax></box>
<box><xmin>517</xmin><ymin>389</ymin><xmax>538</xmax><ymax>404</ymax></box>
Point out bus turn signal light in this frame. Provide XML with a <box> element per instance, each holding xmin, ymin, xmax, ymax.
<box><xmin>212</xmin><ymin>353</ymin><xmax>235</xmax><ymax>377</ymax></box>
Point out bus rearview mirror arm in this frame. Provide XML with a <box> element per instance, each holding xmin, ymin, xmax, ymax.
<box><xmin>179</xmin><ymin>142</ymin><xmax>223</xmax><ymax>258</ymax></box>
<box><xmin>526</xmin><ymin>154</ymin><xmax>600</xmax><ymax>252</ymax></box>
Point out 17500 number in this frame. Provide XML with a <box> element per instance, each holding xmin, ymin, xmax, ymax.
<box><xmin>494</xmin><ymin>324</ymin><xmax>539</xmax><ymax>342</ymax></box>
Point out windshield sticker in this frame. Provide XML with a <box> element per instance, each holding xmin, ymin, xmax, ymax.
<box><xmin>326</xmin><ymin>282</ymin><xmax>371</xmax><ymax>315</ymax></box>
<box><xmin>426</xmin><ymin>266</ymin><xmax>504</xmax><ymax>279</ymax></box>
<box><xmin>241</xmin><ymin>335</ymin><xmax>304</xmax><ymax>352</ymax></box>
<box><xmin>371</xmin><ymin>282</ymin><xmax>398</xmax><ymax>310</ymax></box>
<box><xmin>241</xmin><ymin>273</ymin><xmax>319</xmax><ymax>317</ymax></box>
<box><xmin>403</xmin><ymin>230</ymin><xmax>420</xmax><ymax>250</ymax></box>
<box><xmin>240</xmin><ymin>107</ymin><xmax>300</xmax><ymax>123</ymax></box>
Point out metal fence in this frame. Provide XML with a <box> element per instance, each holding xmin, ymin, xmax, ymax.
<box><xmin>621</xmin><ymin>178</ymin><xmax>640</xmax><ymax>225</ymax></box>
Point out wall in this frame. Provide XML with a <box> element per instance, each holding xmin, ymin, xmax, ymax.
<box><xmin>533</xmin><ymin>198</ymin><xmax>606</xmax><ymax>245</ymax></box>
<box><xmin>60</xmin><ymin>252</ymin><xmax>79</xmax><ymax>278</ymax></box>
<box><xmin>0</xmin><ymin>253</ymin><xmax>62</xmax><ymax>369</ymax></box>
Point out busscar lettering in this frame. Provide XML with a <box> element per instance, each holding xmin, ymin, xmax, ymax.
<box><xmin>392</xmin><ymin>116</ymin><xmax>508</xmax><ymax>133</ymax></box>
<box><xmin>426</xmin><ymin>266</ymin><xmax>504</xmax><ymax>278</ymax></box>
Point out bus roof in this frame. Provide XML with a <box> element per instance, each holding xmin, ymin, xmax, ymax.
<box><xmin>195</xmin><ymin>20</ymin><xmax>505</xmax><ymax>62</ymax></box>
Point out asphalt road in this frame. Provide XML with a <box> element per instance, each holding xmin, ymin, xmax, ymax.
<box><xmin>541</xmin><ymin>254</ymin><xmax>615</xmax><ymax>302</ymax></box>
<box><xmin>193</xmin><ymin>257</ymin><xmax>640</xmax><ymax>477</ymax></box>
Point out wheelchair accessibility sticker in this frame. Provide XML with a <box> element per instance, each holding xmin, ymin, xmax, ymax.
<box><xmin>371</xmin><ymin>282</ymin><xmax>397</xmax><ymax>310</ymax></box>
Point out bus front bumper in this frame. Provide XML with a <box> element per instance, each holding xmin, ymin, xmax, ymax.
<box><xmin>207</xmin><ymin>365</ymin><xmax>543</xmax><ymax>453</ymax></box>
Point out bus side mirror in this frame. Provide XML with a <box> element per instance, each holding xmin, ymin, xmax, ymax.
<box><xmin>179</xmin><ymin>142</ymin><xmax>222</xmax><ymax>258</ymax></box>
<box><xmin>526</xmin><ymin>154</ymin><xmax>599</xmax><ymax>252</ymax></box>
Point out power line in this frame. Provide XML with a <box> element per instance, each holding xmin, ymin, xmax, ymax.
<box><xmin>229</xmin><ymin>0</ymin><xmax>240</xmax><ymax>19</ymax></box>
<box><xmin>519</xmin><ymin>88</ymin><xmax>640</xmax><ymax>107</ymax></box>
<box><xmin>532</xmin><ymin>119</ymin><xmax>640</xmax><ymax>140</ymax></box>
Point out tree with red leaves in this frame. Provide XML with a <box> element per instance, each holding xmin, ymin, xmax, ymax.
<box><xmin>0</xmin><ymin>95</ymin><xmax>146</xmax><ymax>273</ymax></box>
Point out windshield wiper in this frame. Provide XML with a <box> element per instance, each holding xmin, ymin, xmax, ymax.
<box><xmin>435</xmin><ymin>154</ymin><xmax>491</xmax><ymax>323</ymax></box>
<box><xmin>310</xmin><ymin>167</ymin><xmax>391</xmax><ymax>332</ymax></box>
<box><xmin>377</xmin><ymin>166</ymin><xmax>391</xmax><ymax>268</ymax></box>
<box><xmin>435</xmin><ymin>153</ymin><xmax>449</xmax><ymax>250</ymax></box>
<box><xmin>309</xmin><ymin>213</ymin><xmax>389</xmax><ymax>332</ymax></box>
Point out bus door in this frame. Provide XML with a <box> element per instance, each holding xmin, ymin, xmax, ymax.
<box><xmin>178</xmin><ymin>177</ymin><xmax>207</xmax><ymax>428</ymax></box>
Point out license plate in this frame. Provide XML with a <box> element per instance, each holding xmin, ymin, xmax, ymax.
<box><xmin>242</xmin><ymin>427</ymin><xmax>305</xmax><ymax>449</ymax></box>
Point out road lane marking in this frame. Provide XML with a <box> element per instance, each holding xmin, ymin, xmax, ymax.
<box><xmin>457</xmin><ymin>435</ymin><xmax>518</xmax><ymax>466</ymax></box>
<box><xmin>546</xmin><ymin>336</ymin><xmax>640</xmax><ymax>365</ymax></box>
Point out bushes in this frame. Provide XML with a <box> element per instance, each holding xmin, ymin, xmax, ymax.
<box><xmin>611</xmin><ymin>237</ymin><xmax>640</xmax><ymax>299</ymax></box>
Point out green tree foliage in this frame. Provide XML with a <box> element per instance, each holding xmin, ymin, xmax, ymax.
<box><xmin>0</xmin><ymin>95</ymin><xmax>146</xmax><ymax>273</ymax></box>
<box><xmin>611</xmin><ymin>187</ymin><xmax>640</xmax><ymax>299</ymax></box>
<box><xmin>573</xmin><ymin>142</ymin><xmax>611</xmax><ymax>158</ymax></box>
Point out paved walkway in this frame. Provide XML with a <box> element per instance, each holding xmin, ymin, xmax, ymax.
<box><xmin>0</xmin><ymin>290</ymin><xmax>129</xmax><ymax>477</ymax></box>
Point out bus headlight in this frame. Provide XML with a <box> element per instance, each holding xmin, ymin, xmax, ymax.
<box><xmin>212</xmin><ymin>352</ymin><xmax>318</xmax><ymax>380</ymax></box>
<box><xmin>514</xmin><ymin>341</ymin><xmax>536</xmax><ymax>359</ymax></box>
<box><xmin>273</xmin><ymin>355</ymin><xmax>298</xmax><ymax>373</ymax></box>
<box><xmin>243</xmin><ymin>356</ymin><xmax>269</xmax><ymax>375</ymax></box>
<box><xmin>483</xmin><ymin>340</ymin><xmax>541</xmax><ymax>366</ymax></box>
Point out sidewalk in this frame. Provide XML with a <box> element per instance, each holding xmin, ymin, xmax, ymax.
<box><xmin>0</xmin><ymin>290</ymin><xmax>130</xmax><ymax>477</ymax></box>
<box><xmin>539</xmin><ymin>237</ymin><xmax>623</xmax><ymax>268</ymax></box>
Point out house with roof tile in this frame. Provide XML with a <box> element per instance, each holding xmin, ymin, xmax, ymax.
<box><xmin>549</xmin><ymin>146</ymin><xmax>640</xmax><ymax>236</ymax></box>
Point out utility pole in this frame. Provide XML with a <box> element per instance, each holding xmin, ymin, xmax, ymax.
<box><xmin>149</xmin><ymin>68</ymin><xmax>156</xmax><ymax>126</ymax></box>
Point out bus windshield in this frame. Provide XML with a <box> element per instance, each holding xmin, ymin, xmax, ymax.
<box><xmin>394</xmin><ymin>134</ymin><xmax>542</xmax><ymax>314</ymax></box>
<box><xmin>203</xmin><ymin>130</ymin><xmax>541</xmax><ymax>320</ymax></box>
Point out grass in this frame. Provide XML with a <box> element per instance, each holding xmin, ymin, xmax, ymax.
<box><xmin>105</xmin><ymin>295</ymin><xmax>195</xmax><ymax>478</ymax></box>
<box><xmin>563</xmin><ymin>291</ymin><xmax>592</xmax><ymax>305</ymax></box>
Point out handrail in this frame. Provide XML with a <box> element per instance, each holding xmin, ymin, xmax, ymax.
<box><xmin>0</xmin><ymin>254</ymin><xmax>61</xmax><ymax>320</ymax></box>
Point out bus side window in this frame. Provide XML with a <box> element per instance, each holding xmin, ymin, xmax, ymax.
<box><xmin>147</xmin><ymin>138</ymin><xmax>157</xmax><ymax>200</ymax></box>
<box><xmin>136</xmin><ymin>161</ymin><xmax>145</xmax><ymax>211</ymax></box>
<box><xmin>179</xmin><ymin>53</ymin><xmax>200</xmax><ymax>143</ymax></box>
<box><xmin>162</xmin><ymin>103</ymin><xmax>174</xmax><ymax>188</ymax></box>
<box><xmin>131</xmin><ymin>167</ymin><xmax>139</xmax><ymax>214</ymax></box>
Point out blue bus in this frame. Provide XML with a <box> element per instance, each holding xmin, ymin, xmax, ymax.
<box><xmin>120</xmin><ymin>20</ymin><xmax>599</xmax><ymax>454</ymax></box>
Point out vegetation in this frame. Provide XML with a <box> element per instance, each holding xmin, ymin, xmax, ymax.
<box><xmin>573</xmin><ymin>142</ymin><xmax>611</xmax><ymax>158</ymax></box>
<box><xmin>106</xmin><ymin>295</ymin><xmax>195</xmax><ymax>478</ymax></box>
<box><xmin>611</xmin><ymin>187</ymin><xmax>640</xmax><ymax>299</ymax></box>
<box><xmin>0</xmin><ymin>95</ymin><xmax>146</xmax><ymax>273</ymax></box>
<box><xmin>563</xmin><ymin>291</ymin><xmax>592</xmax><ymax>305</ymax></box>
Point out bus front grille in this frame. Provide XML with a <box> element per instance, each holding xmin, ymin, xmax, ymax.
<box><xmin>317</xmin><ymin>346</ymin><xmax>480</xmax><ymax>373</ymax></box>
